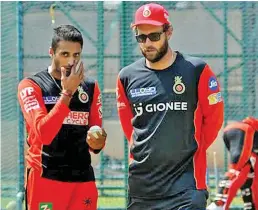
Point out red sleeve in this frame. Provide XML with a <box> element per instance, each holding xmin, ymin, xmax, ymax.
<box><xmin>198</xmin><ymin>65</ymin><xmax>224</xmax><ymax>149</ymax></box>
<box><xmin>242</xmin><ymin>116</ymin><xmax>258</xmax><ymax>130</ymax></box>
<box><xmin>116</xmin><ymin>76</ymin><xmax>134</xmax><ymax>142</ymax></box>
<box><xmin>89</xmin><ymin>81</ymin><xmax>102</xmax><ymax>127</ymax></box>
<box><xmin>17</xmin><ymin>79</ymin><xmax>70</xmax><ymax>145</ymax></box>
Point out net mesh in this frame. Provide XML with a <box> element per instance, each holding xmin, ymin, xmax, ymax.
<box><xmin>1</xmin><ymin>0</ymin><xmax>19</xmax><ymax>204</ymax></box>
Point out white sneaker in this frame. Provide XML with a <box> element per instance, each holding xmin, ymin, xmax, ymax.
<box><xmin>206</xmin><ymin>202</ymin><xmax>224</xmax><ymax>210</ymax></box>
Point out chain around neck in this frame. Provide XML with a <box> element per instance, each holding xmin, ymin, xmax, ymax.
<box><xmin>48</xmin><ymin>66</ymin><xmax>62</xmax><ymax>91</ymax></box>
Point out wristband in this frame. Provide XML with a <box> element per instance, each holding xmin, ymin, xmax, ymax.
<box><xmin>60</xmin><ymin>91</ymin><xmax>73</xmax><ymax>98</ymax></box>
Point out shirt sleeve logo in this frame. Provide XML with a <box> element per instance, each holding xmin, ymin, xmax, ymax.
<box><xmin>208</xmin><ymin>77</ymin><xmax>218</xmax><ymax>91</ymax></box>
<box><xmin>173</xmin><ymin>76</ymin><xmax>185</xmax><ymax>94</ymax></box>
<box><xmin>208</xmin><ymin>92</ymin><xmax>222</xmax><ymax>105</ymax></box>
<box><xmin>20</xmin><ymin>87</ymin><xmax>40</xmax><ymax>113</ymax></box>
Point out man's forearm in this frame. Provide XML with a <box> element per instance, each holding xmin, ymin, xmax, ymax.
<box><xmin>59</xmin><ymin>94</ymin><xmax>72</xmax><ymax>106</ymax></box>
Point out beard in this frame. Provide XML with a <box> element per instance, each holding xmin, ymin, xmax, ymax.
<box><xmin>141</xmin><ymin>39</ymin><xmax>169</xmax><ymax>63</ymax></box>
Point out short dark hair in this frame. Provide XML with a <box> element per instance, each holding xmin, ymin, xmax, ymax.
<box><xmin>51</xmin><ymin>24</ymin><xmax>83</xmax><ymax>52</ymax></box>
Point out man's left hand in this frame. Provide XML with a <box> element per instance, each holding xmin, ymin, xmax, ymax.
<box><xmin>86</xmin><ymin>128</ymin><xmax>107</xmax><ymax>150</ymax></box>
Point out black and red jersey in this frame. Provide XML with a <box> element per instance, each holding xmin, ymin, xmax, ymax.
<box><xmin>18</xmin><ymin>69</ymin><xmax>102</xmax><ymax>182</ymax></box>
<box><xmin>223</xmin><ymin>121</ymin><xmax>258</xmax><ymax>163</ymax></box>
<box><xmin>221</xmin><ymin>121</ymin><xmax>258</xmax><ymax>209</ymax></box>
<box><xmin>116</xmin><ymin>52</ymin><xmax>224</xmax><ymax>198</ymax></box>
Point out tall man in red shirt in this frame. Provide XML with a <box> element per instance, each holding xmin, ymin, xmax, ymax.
<box><xmin>116</xmin><ymin>3</ymin><xmax>224</xmax><ymax>209</ymax></box>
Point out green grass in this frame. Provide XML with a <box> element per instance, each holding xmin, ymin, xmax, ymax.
<box><xmin>1</xmin><ymin>179</ymin><xmax>126</xmax><ymax>209</ymax></box>
<box><xmin>1</xmin><ymin>191</ymin><xmax>243</xmax><ymax>210</ymax></box>
<box><xmin>1</xmin><ymin>178</ymin><xmax>244</xmax><ymax>209</ymax></box>
<box><xmin>1</xmin><ymin>196</ymin><xmax>126</xmax><ymax>210</ymax></box>
<box><xmin>98</xmin><ymin>197</ymin><xmax>126</xmax><ymax>209</ymax></box>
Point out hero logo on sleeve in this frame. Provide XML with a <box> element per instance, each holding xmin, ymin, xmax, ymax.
<box><xmin>20</xmin><ymin>87</ymin><xmax>40</xmax><ymax>113</ymax></box>
<box><xmin>63</xmin><ymin>111</ymin><xmax>89</xmax><ymax>125</ymax></box>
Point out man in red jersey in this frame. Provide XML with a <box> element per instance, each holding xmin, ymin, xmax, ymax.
<box><xmin>18</xmin><ymin>24</ymin><xmax>106</xmax><ymax>210</ymax></box>
<box><xmin>207</xmin><ymin>117</ymin><xmax>258</xmax><ymax>210</ymax></box>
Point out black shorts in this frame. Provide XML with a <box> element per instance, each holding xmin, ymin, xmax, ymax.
<box><xmin>127</xmin><ymin>189</ymin><xmax>208</xmax><ymax>210</ymax></box>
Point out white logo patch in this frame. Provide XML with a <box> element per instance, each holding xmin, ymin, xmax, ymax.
<box><xmin>143</xmin><ymin>6</ymin><xmax>151</xmax><ymax>17</ymax></box>
<box><xmin>130</xmin><ymin>87</ymin><xmax>156</xmax><ymax>98</ymax></box>
<box><xmin>63</xmin><ymin>111</ymin><xmax>89</xmax><ymax>126</ymax></box>
<box><xmin>43</xmin><ymin>96</ymin><xmax>60</xmax><ymax>104</ymax></box>
<box><xmin>133</xmin><ymin>101</ymin><xmax>188</xmax><ymax>116</ymax></box>
<box><xmin>117</xmin><ymin>102</ymin><xmax>126</xmax><ymax>109</ymax></box>
<box><xmin>77</xmin><ymin>86</ymin><xmax>88</xmax><ymax>103</ymax></box>
<box><xmin>173</xmin><ymin>76</ymin><xmax>185</xmax><ymax>94</ymax></box>
<box><xmin>20</xmin><ymin>87</ymin><xmax>40</xmax><ymax>113</ymax></box>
